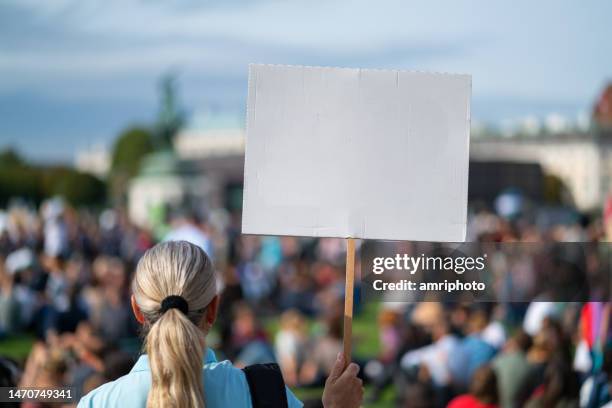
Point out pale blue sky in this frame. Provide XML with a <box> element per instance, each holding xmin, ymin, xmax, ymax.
<box><xmin>1</xmin><ymin>0</ymin><xmax>611</xmax><ymax>162</ymax></box>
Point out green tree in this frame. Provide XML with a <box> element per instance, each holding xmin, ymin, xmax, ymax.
<box><xmin>42</xmin><ymin>167</ymin><xmax>106</xmax><ymax>207</ymax></box>
<box><xmin>0</xmin><ymin>166</ymin><xmax>41</xmax><ymax>206</ymax></box>
<box><xmin>109</xmin><ymin>126</ymin><xmax>154</xmax><ymax>203</ymax></box>
<box><xmin>0</xmin><ymin>154</ymin><xmax>107</xmax><ymax>207</ymax></box>
<box><xmin>0</xmin><ymin>149</ymin><xmax>25</xmax><ymax>168</ymax></box>
<box><xmin>0</xmin><ymin>148</ymin><xmax>39</xmax><ymax>205</ymax></box>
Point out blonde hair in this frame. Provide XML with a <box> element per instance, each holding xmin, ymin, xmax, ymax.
<box><xmin>132</xmin><ymin>241</ymin><xmax>217</xmax><ymax>408</ymax></box>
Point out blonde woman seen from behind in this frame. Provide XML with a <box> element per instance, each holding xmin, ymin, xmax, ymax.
<box><xmin>78</xmin><ymin>241</ymin><xmax>363</xmax><ymax>408</ymax></box>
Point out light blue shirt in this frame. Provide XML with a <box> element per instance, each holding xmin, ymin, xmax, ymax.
<box><xmin>78</xmin><ymin>348</ymin><xmax>303</xmax><ymax>408</ymax></box>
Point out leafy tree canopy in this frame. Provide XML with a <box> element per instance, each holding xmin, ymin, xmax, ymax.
<box><xmin>110</xmin><ymin>126</ymin><xmax>154</xmax><ymax>178</ymax></box>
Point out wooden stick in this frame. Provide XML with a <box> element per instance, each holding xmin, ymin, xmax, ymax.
<box><xmin>343</xmin><ymin>237</ymin><xmax>356</xmax><ymax>365</ymax></box>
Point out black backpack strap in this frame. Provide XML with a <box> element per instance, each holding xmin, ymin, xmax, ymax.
<box><xmin>242</xmin><ymin>363</ymin><xmax>289</xmax><ymax>408</ymax></box>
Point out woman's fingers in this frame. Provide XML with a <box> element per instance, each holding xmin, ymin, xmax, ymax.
<box><xmin>326</xmin><ymin>352</ymin><xmax>346</xmax><ymax>384</ymax></box>
<box><xmin>322</xmin><ymin>360</ymin><xmax>363</xmax><ymax>408</ymax></box>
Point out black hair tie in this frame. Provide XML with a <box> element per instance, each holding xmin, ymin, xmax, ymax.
<box><xmin>160</xmin><ymin>295</ymin><xmax>189</xmax><ymax>315</ymax></box>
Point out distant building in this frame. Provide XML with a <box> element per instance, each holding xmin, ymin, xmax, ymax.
<box><xmin>470</xmin><ymin>134</ymin><xmax>607</xmax><ymax>210</ymax></box>
<box><xmin>468</xmin><ymin>161</ymin><xmax>545</xmax><ymax>205</ymax></box>
<box><xmin>174</xmin><ymin>113</ymin><xmax>245</xmax><ymax>159</ymax></box>
<box><xmin>172</xmin><ymin>112</ymin><xmax>245</xmax><ymax>211</ymax></box>
<box><xmin>74</xmin><ymin>144</ymin><xmax>110</xmax><ymax>177</ymax></box>
<box><xmin>469</xmin><ymin>83</ymin><xmax>612</xmax><ymax>211</ymax></box>
<box><xmin>127</xmin><ymin>112</ymin><xmax>245</xmax><ymax>227</ymax></box>
<box><xmin>128</xmin><ymin>150</ymin><xmax>212</xmax><ymax>228</ymax></box>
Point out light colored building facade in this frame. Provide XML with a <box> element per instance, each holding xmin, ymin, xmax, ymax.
<box><xmin>127</xmin><ymin>113</ymin><xmax>245</xmax><ymax>227</ymax></box>
<box><xmin>470</xmin><ymin>134</ymin><xmax>610</xmax><ymax>210</ymax></box>
<box><xmin>74</xmin><ymin>144</ymin><xmax>111</xmax><ymax>177</ymax></box>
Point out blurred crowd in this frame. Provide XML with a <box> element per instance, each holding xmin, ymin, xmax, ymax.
<box><xmin>0</xmin><ymin>197</ymin><xmax>610</xmax><ymax>407</ymax></box>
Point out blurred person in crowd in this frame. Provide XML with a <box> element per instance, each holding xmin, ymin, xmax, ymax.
<box><xmin>0</xmin><ymin>355</ymin><xmax>20</xmax><ymax>408</ymax></box>
<box><xmin>41</xmin><ymin>198</ymin><xmax>69</xmax><ymax>260</ymax></box>
<box><xmin>604</xmin><ymin>197</ymin><xmax>612</xmax><ymax>242</ymax></box>
<box><xmin>275</xmin><ymin>309</ymin><xmax>308</xmax><ymax>386</ymax></box>
<box><xmin>163</xmin><ymin>207</ymin><xmax>213</xmax><ymax>258</ymax></box>
<box><xmin>76</xmin><ymin>348</ymin><xmax>135</xmax><ymax>399</ymax></box>
<box><xmin>525</xmin><ymin>357</ymin><xmax>580</xmax><ymax>408</ymax></box>
<box><xmin>6</xmin><ymin>205</ymin><xmax>40</xmax><ymax>250</ymax></box>
<box><xmin>20</xmin><ymin>342</ymin><xmax>69</xmax><ymax>406</ymax></box>
<box><xmin>411</xmin><ymin>301</ymin><xmax>446</xmax><ymax>329</ymax></box>
<box><xmin>229</xmin><ymin>301</ymin><xmax>276</xmax><ymax>367</ymax></box>
<box><xmin>401</xmin><ymin>310</ymin><xmax>459</xmax><ymax>396</ymax></box>
<box><xmin>518</xmin><ymin>318</ymin><xmax>573</xmax><ymax>404</ymax></box>
<box><xmin>0</xmin><ymin>254</ymin><xmax>19</xmax><ymax>336</ymax></box>
<box><xmin>480</xmin><ymin>305</ymin><xmax>507</xmax><ymax>350</ymax></box>
<box><xmin>96</xmin><ymin>258</ymin><xmax>132</xmax><ymax>344</ymax></box>
<box><xmin>82</xmin><ymin>256</ymin><xmax>135</xmax><ymax>345</ymax></box>
<box><xmin>377</xmin><ymin>308</ymin><xmax>403</xmax><ymax>364</ymax></box>
<box><xmin>0</xmin><ymin>210</ymin><xmax>8</xmax><ymax>248</ymax></box>
<box><xmin>278</xmin><ymin>257</ymin><xmax>317</xmax><ymax>315</ymax></box>
<box><xmin>364</xmin><ymin>306</ymin><xmax>419</xmax><ymax>404</ymax></box>
<box><xmin>100</xmin><ymin>350</ymin><xmax>134</xmax><ymax>384</ymax></box>
<box><xmin>448</xmin><ymin>365</ymin><xmax>499</xmax><ymax>408</ymax></box>
<box><xmin>98</xmin><ymin>209</ymin><xmax>122</xmax><ymax>256</ymax></box>
<box><xmin>492</xmin><ymin>329</ymin><xmax>533</xmax><ymax>408</ymax></box>
<box><xmin>38</xmin><ymin>253</ymin><xmax>79</xmax><ymax>339</ymax></box>
<box><xmin>237</xmin><ymin>260</ymin><xmax>277</xmax><ymax>304</ymax></box>
<box><xmin>216</xmin><ymin>262</ymin><xmax>244</xmax><ymax>350</ymax></box>
<box><xmin>316</xmin><ymin>238</ymin><xmax>345</xmax><ymax>264</ymax></box>
<box><xmin>79</xmin><ymin>241</ymin><xmax>363</xmax><ymax>408</ymax></box>
<box><xmin>312</xmin><ymin>267</ymin><xmax>344</xmax><ymax>322</ymax></box>
<box><xmin>80</xmin><ymin>256</ymin><xmax>110</xmax><ymax>333</ymax></box>
<box><xmin>233</xmin><ymin>235</ymin><xmax>277</xmax><ymax>304</ymax></box>
<box><xmin>63</xmin><ymin>322</ymin><xmax>108</xmax><ymax>400</ymax></box>
<box><xmin>3</xmin><ymin>247</ymin><xmax>43</xmax><ymax>330</ymax></box>
<box><xmin>300</xmin><ymin>312</ymin><xmax>344</xmax><ymax>387</ymax></box>
<box><xmin>523</xmin><ymin>301</ymin><xmax>564</xmax><ymax>337</ymax></box>
<box><xmin>402</xmin><ymin>382</ymin><xmax>436</xmax><ymax>408</ymax></box>
<box><xmin>581</xmin><ymin>345</ymin><xmax>612</xmax><ymax>408</ymax></box>
<box><xmin>449</xmin><ymin>307</ymin><xmax>497</xmax><ymax>391</ymax></box>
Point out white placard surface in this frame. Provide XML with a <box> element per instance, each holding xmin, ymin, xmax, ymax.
<box><xmin>242</xmin><ymin>64</ymin><xmax>471</xmax><ymax>241</ymax></box>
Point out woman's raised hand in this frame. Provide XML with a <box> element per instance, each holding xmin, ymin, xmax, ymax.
<box><xmin>322</xmin><ymin>353</ymin><xmax>364</xmax><ymax>408</ymax></box>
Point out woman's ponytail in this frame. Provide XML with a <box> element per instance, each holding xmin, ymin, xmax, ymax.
<box><xmin>146</xmin><ymin>309</ymin><xmax>206</xmax><ymax>408</ymax></box>
<box><xmin>132</xmin><ymin>241</ymin><xmax>217</xmax><ymax>408</ymax></box>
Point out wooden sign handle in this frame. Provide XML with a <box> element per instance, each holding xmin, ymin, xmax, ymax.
<box><xmin>343</xmin><ymin>237</ymin><xmax>356</xmax><ymax>366</ymax></box>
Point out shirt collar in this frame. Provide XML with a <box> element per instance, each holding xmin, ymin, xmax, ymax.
<box><xmin>130</xmin><ymin>348</ymin><xmax>218</xmax><ymax>373</ymax></box>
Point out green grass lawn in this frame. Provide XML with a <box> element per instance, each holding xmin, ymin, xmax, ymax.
<box><xmin>0</xmin><ymin>333</ymin><xmax>36</xmax><ymax>363</ymax></box>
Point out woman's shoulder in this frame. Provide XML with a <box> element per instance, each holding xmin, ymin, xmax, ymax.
<box><xmin>204</xmin><ymin>359</ymin><xmax>250</xmax><ymax>387</ymax></box>
<box><xmin>202</xmin><ymin>359</ymin><xmax>253</xmax><ymax>405</ymax></box>
<box><xmin>77</xmin><ymin>371</ymin><xmax>149</xmax><ymax>408</ymax></box>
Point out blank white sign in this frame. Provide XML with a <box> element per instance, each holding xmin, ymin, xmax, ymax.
<box><xmin>242</xmin><ymin>64</ymin><xmax>471</xmax><ymax>241</ymax></box>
